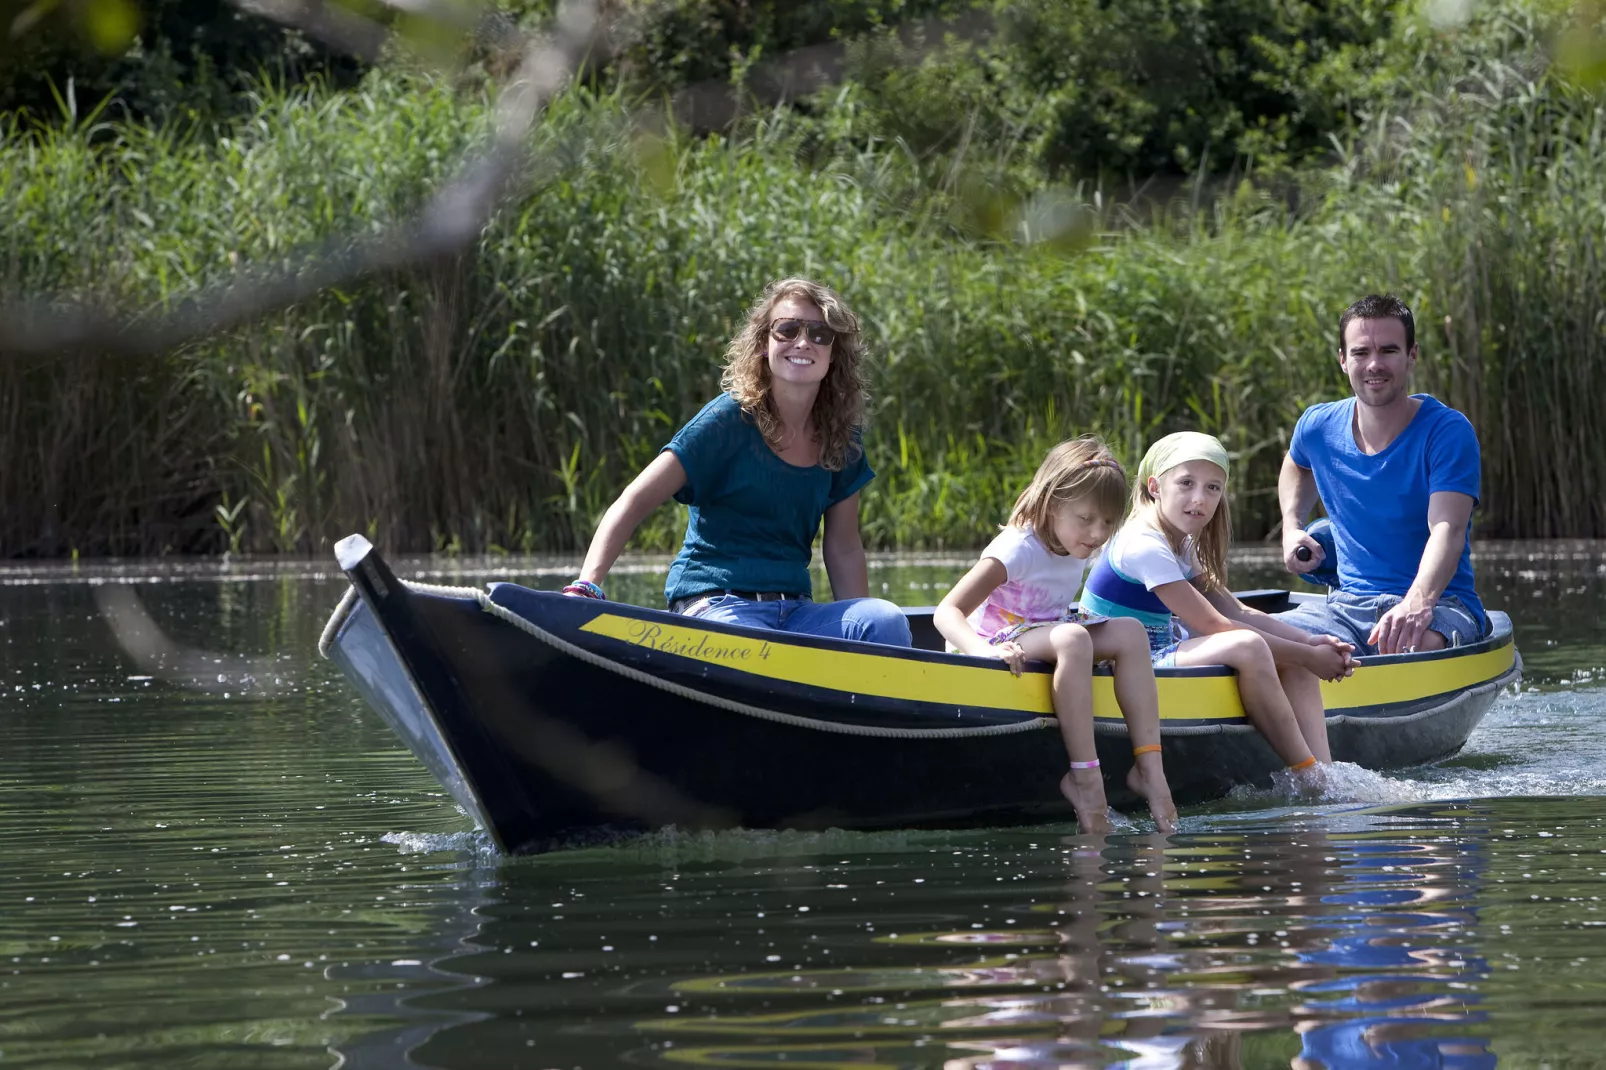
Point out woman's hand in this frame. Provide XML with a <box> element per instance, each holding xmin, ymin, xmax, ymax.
<box><xmin>1304</xmin><ymin>633</ymin><xmax>1356</xmax><ymax>681</ymax></box>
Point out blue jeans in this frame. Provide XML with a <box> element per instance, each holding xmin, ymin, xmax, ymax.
<box><xmin>1277</xmin><ymin>590</ymin><xmax>1487</xmax><ymax>655</ymax></box>
<box><xmin>679</xmin><ymin>594</ymin><xmax>913</xmax><ymax>647</ymax></box>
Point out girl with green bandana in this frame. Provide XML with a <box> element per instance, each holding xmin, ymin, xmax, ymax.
<box><xmin>1082</xmin><ymin>433</ymin><xmax>1353</xmax><ymax>774</ymax></box>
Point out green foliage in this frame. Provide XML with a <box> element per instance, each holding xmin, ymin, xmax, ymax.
<box><xmin>605</xmin><ymin>0</ymin><xmax>969</xmax><ymax>93</ymax></box>
<box><xmin>833</xmin><ymin>0</ymin><xmax>1401</xmax><ymax>183</ymax></box>
<box><xmin>1334</xmin><ymin>28</ymin><xmax>1606</xmax><ymax>537</ymax></box>
<box><xmin>0</xmin><ymin>0</ymin><xmax>363</xmax><ymax>128</ymax></box>
<box><xmin>3</xmin><ymin>1</ymin><xmax>1606</xmax><ymax>556</ymax></box>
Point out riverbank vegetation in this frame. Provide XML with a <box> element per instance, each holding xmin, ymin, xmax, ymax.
<box><xmin>2</xmin><ymin>0</ymin><xmax>1603</xmax><ymax>555</ymax></box>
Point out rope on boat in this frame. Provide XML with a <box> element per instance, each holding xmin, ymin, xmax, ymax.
<box><xmin>1331</xmin><ymin>658</ymin><xmax>1522</xmax><ymax>726</ymax></box>
<box><xmin>320</xmin><ymin>578</ymin><xmax>1057</xmax><ymax>740</ymax></box>
<box><xmin>317</xmin><ymin>586</ymin><xmax>359</xmax><ymax>658</ymax></box>
<box><xmin>1113</xmin><ymin>659</ymin><xmax>1521</xmax><ymax>738</ymax></box>
<box><xmin>317</xmin><ymin>579</ymin><xmax>477</xmax><ymax>658</ymax></box>
<box><xmin>482</xmin><ymin>595</ymin><xmax>1060</xmax><ymax>740</ymax></box>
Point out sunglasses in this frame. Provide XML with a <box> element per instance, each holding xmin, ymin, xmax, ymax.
<box><xmin>768</xmin><ymin>318</ymin><xmax>838</xmax><ymax>347</ymax></box>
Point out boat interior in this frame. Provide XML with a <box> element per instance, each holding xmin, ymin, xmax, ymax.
<box><xmin>899</xmin><ymin>588</ymin><xmax>1300</xmax><ymax>653</ymax></box>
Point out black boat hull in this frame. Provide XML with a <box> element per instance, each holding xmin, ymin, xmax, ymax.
<box><xmin>323</xmin><ymin>538</ymin><xmax>1520</xmax><ymax>853</ymax></box>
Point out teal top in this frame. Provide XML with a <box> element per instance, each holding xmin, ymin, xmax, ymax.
<box><xmin>662</xmin><ymin>394</ymin><xmax>873</xmax><ymax>607</ymax></box>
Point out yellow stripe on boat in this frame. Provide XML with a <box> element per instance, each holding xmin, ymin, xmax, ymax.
<box><xmin>579</xmin><ymin>614</ymin><xmax>1514</xmax><ymax>722</ymax></box>
<box><xmin>580</xmin><ymin>612</ymin><xmax>1066</xmax><ymax>714</ymax></box>
<box><xmin>1317</xmin><ymin>642</ymin><xmax>1514</xmax><ymax>712</ymax></box>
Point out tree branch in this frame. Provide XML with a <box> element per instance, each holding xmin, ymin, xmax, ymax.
<box><xmin>0</xmin><ymin>0</ymin><xmax>603</xmax><ymax>359</ymax></box>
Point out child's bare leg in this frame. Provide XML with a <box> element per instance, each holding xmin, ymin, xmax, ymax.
<box><xmin>1018</xmin><ymin>624</ymin><xmax>1111</xmax><ymax>833</ymax></box>
<box><xmin>1086</xmin><ymin>618</ymin><xmax>1176</xmax><ymax>832</ymax></box>
<box><xmin>1175</xmin><ymin>631</ymin><xmax>1316</xmax><ymax>768</ymax></box>
<box><xmin>1277</xmin><ymin>663</ymin><xmax>1332</xmax><ymax>763</ymax></box>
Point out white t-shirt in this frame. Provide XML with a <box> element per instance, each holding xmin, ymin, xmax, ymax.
<box><xmin>1079</xmin><ymin>524</ymin><xmax>1200</xmax><ymax>645</ymax></box>
<box><xmin>1103</xmin><ymin>525</ymin><xmax>1199</xmax><ymax>590</ymax></box>
<box><xmin>968</xmin><ymin>524</ymin><xmax>1096</xmax><ymax>641</ymax></box>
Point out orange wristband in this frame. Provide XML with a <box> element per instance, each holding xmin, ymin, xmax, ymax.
<box><xmin>1288</xmin><ymin>756</ymin><xmax>1318</xmax><ymax>771</ymax></box>
<box><xmin>1132</xmin><ymin>744</ymin><xmax>1162</xmax><ymax>756</ymax></box>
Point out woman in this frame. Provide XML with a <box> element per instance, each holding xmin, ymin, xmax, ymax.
<box><xmin>564</xmin><ymin>277</ymin><xmax>911</xmax><ymax>646</ymax></box>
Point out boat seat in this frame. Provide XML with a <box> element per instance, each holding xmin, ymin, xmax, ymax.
<box><xmin>900</xmin><ymin>590</ymin><xmax>1297</xmax><ymax>653</ymax></box>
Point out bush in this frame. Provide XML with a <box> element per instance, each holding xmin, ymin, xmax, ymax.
<box><xmin>605</xmin><ymin>0</ymin><xmax>970</xmax><ymax>93</ymax></box>
<box><xmin>831</xmin><ymin>0</ymin><xmax>1400</xmax><ymax>185</ymax></box>
<box><xmin>2</xmin><ymin>1</ymin><xmax>1602</xmax><ymax>556</ymax></box>
<box><xmin>0</xmin><ymin>0</ymin><xmax>363</xmax><ymax>129</ymax></box>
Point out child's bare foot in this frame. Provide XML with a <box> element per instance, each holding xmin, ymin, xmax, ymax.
<box><xmin>1059</xmin><ymin>769</ymin><xmax>1113</xmax><ymax>834</ymax></box>
<box><xmin>1126</xmin><ymin>754</ymin><xmax>1177</xmax><ymax>833</ymax></box>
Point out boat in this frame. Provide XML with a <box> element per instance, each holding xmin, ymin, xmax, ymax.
<box><xmin>320</xmin><ymin>535</ymin><xmax>1522</xmax><ymax>854</ymax></box>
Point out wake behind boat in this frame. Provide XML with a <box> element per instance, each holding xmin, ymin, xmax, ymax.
<box><xmin>321</xmin><ymin>536</ymin><xmax>1520</xmax><ymax>854</ymax></box>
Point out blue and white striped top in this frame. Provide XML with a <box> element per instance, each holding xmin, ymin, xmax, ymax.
<box><xmin>1081</xmin><ymin>525</ymin><xmax>1199</xmax><ymax>653</ymax></box>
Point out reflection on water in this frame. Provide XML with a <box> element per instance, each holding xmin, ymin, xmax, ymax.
<box><xmin>391</xmin><ymin>811</ymin><xmax>1511</xmax><ymax>1069</ymax></box>
<box><xmin>3</xmin><ymin>544</ymin><xmax>1606</xmax><ymax>1067</ymax></box>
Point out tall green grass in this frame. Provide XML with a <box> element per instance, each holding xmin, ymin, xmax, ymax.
<box><xmin>1353</xmin><ymin>61</ymin><xmax>1606</xmax><ymax>538</ymax></box>
<box><xmin>2</xmin><ymin>42</ymin><xmax>1603</xmax><ymax>557</ymax></box>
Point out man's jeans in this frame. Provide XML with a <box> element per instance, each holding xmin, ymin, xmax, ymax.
<box><xmin>1277</xmin><ymin>590</ymin><xmax>1487</xmax><ymax>655</ymax></box>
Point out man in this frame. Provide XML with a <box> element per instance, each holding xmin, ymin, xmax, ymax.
<box><xmin>1279</xmin><ymin>294</ymin><xmax>1486</xmax><ymax>655</ymax></box>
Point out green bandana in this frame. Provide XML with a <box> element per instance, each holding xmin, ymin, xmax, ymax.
<box><xmin>1137</xmin><ymin>432</ymin><xmax>1230</xmax><ymax>487</ymax></box>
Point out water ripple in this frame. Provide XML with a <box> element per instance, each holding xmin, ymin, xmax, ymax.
<box><xmin>7</xmin><ymin>557</ymin><xmax>1606</xmax><ymax>1067</ymax></box>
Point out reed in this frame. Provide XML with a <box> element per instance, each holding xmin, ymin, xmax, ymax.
<box><xmin>2</xmin><ymin>35</ymin><xmax>1602</xmax><ymax>557</ymax></box>
<box><xmin>1364</xmin><ymin>63</ymin><xmax>1606</xmax><ymax>539</ymax></box>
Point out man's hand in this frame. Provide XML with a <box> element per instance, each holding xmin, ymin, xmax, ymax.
<box><xmin>1304</xmin><ymin>633</ymin><xmax>1356</xmax><ymax>681</ymax></box>
<box><xmin>990</xmin><ymin>640</ymin><xmax>1027</xmax><ymax>676</ymax></box>
<box><xmin>1369</xmin><ymin>592</ymin><xmax>1437</xmax><ymax>654</ymax></box>
<box><xmin>1370</xmin><ymin>490</ymin><xmax>1474</xmax><ymax>655</ymax></box>
<box><xmin>1278</xmin><ymin>455</ymin><xmax>1322</xmax><ymax>574</ymax></box>
<box><xmin>1282</xmin><ymin>527</ymin><xmax>1325</xmax><ymax>574</ymax></box>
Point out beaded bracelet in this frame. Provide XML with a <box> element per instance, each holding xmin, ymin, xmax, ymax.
<box><xmin>562</xmin><ymin>579</ymin><xmax>605</xmax><ymax>600</ymax></box>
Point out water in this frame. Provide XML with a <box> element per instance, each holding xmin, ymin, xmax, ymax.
<box><xmin>4</xmin><ymin>544</ymin><xmax>1606</xmax><ymax>1068</ymax></box>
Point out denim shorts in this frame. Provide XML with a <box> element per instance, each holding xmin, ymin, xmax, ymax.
<box><xmin>1137</xmin><ymin>618</ymin><xmax>1184</xmax><ymax>668</ymax></box>
<box><xmin>986</xmin><ymin>609</ymin><xmax>1109</xmax><ymax>647</ymax></box>
<box><xmin>1276</xmin><ymin>590</ymin><xmax>1487</xmax><ymax>656</ymax></box>
<box><xmin>1151</xmin><ymin>641</ymin><xmax>1181</xmax><ymax>668</ymax></box>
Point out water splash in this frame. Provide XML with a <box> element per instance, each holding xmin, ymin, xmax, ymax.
<box><xmin>382</xmin><ymin>828</ymin><xmax>499</xmax><ymax>863</ymax></box>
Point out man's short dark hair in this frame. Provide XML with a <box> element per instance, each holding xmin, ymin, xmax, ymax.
<box><xmin>1338</xmin><ymin>294</ymin><xmax>1415</xmax><ymax>353</ymax></box>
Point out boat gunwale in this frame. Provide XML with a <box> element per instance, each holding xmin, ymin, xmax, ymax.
<box><xmin>485</xmin><ymin>583</ymin><xmax>1515</xmax><ymax>680</ymax></box>
<box><xmin>469</xmin><ymin>584</ymin><xmax>1517</xmax><ymax>727</ymax></box>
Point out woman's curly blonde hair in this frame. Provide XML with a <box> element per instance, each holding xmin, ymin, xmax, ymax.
<box><xmin>720</xmin><ymin>277</ymin><xmax>869</xmax><ymax>472</ymax></box>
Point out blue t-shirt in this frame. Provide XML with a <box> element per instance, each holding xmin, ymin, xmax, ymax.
<box><xmin>1299</xmin><ymin>1020</ymin><xmax>1495</xmax><ymax>1070</ymax></box>
<box><xmin>662</xmin><ymin>394</ymin><xmax>874</xmax><ymax>606</ymax></box>
<box><xmin>1289</xmin><ymin>394</ymin><xmax>1484</xmax><ymax>625</ymax></box>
